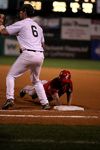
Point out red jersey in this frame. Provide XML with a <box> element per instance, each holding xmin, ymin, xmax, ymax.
<box><xmin>43</xmin><ymin>77</ymin><xmax>73</xmax><ymax>101</ymax></box>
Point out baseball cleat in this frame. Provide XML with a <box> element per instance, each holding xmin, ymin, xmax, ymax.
<box><xmin>2</xmin><ymin>99</ymin><xmax>14</xmax><ymax>110</ymax></box>
<box><xmin>20</xmin><ymin>89</ymin><xmax>26</xmax><ymax>98</ymax></box>
<box><xmin>42</xmin><ymin>103</ymin><xmax>51</xmax><ymax>110</ymax></box>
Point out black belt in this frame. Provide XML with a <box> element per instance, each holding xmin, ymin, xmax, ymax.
<box><xmin>27</xmin><ymin>49</ymin><xmax>43</xmax><ymax>52</ymax></box>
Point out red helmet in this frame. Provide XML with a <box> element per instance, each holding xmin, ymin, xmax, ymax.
<box><xmin>59</xmin><ymin>70</ymin><xmax>71</xmax><ymax>83</ymax></box>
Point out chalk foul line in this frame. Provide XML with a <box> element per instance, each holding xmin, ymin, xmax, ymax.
<box><xmin>0</xmin><ymin>114</ymin><xmax>99</xmax><ymax>119</ymax></box>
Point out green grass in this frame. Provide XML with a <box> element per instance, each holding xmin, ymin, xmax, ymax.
<box><xmin>0</xmin><ymin>56</ymin><xmax>100</xmax><ymax>70</ymax></box>
<box><xmin>44</xmin><ymin>58</ymin><xmax>100</xmax><ymax>70</ymax></box>
<box><xmin>0</xmin><ymin>56</ymin><xmax>17</xmax><ymax>65</ymax></box>
<box><xmin>0</xmin><ymin>125</ymin><xmax>100</xmax><ymax>150</ymax></box>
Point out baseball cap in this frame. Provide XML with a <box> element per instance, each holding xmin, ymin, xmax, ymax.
<box><xmin>20</xmin><ymin>4</ymin><xmax>35</xmax><ymax>17</ymax></box>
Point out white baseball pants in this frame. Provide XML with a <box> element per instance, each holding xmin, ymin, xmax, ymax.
<box><xmin>6</xmin><ymin>51</ymin><xmax>49</xmax><ymax>105</ymax></box>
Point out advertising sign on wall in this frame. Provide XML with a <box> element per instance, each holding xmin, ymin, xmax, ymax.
<box><xmin>61</xmin><ymin>18</ymin><xmax>91</xmax><ymax>41</ymax></box>
<box><xmin>4</xmin><ymin>38</ymin><xmax>19</xmax><ymax>56</ymax></box>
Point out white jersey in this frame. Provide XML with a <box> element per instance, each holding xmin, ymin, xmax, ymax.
<box><xmin>6</xmin><ymin>18</ymin><xmax>44</xmax><ymax>51</ymax></box>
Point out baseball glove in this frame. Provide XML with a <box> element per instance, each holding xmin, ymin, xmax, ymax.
<box><xmin>0</xmin><ymin>14</ymin><xmax>5</xmax><ymax>25</ymax></box>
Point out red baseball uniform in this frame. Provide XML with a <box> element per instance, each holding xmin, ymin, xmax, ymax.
<box><xmin>43</xmin><ymin>77</ymin><xmax>73</xmax><ymax>101</ymax></box>
<box><xmin>20</xmin><ymin>70</ymin><xmax>73</xmax><ymax>105</ymax></box>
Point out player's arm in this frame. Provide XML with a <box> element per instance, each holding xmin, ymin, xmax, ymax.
<box><xmin>0</xmin><ymin>27</ymin><xmax>9</xmax><ymax>35</ymax></box>
<box><xmin>66</xmin><ymin>90</ymin><xmax>72</xmax><ymax>105</ymax></box>
<box><xmin>66</xmin><ymin>81</ymin><xmax>73</xmax><ymax>105</ymax></box>
<box><xmin>41</xmin><ymin>28</ymin><xmax>45</xmax><ymax>49</ymax></box>
<box><xmin>52</xmin><ymin>92</ymin><xmax>61</xmax><ymax>106</ymax></box>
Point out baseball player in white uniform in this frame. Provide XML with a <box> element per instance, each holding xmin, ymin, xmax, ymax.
<box><xmin>0</xmin><ymin>4</ymin><xmax>50</xmax><ymax>110</ymax></box>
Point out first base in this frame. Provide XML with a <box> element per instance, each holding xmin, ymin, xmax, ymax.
<box><xmin>53</xmin><ymin>105</ymin><xmax>84</xmax><ymax>111</ymax></box>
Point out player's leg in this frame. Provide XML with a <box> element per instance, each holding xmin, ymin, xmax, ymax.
<box><xmin>20</xmin><ymin>85</ymin><xmax>42</xmax><ymax>105</ymax></box>
<box><xmin>20</xmin><ymin>80</ymin><xmax>47</xmax><ymax>98</ymax></box>
<box><xmin>2</xmin><ymin>53</ymin><xmax>31</xmax><ymax>109</ymax></box>
<box><xmin>30</xmin><ymin>68</ymin><xmax>48</xmax><ymax>105</ymax></box>
<box><xmin>20</xmin><ymin>85</ymin><xmax>36</xmax><ymax>97</ymax></box>
<box><xmin>30</xmin><ymin>53</ymin><xmax>50</xmax><ymax>109</ymax></box>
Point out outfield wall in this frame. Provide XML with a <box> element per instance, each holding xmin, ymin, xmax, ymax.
<box><xmin>0</xmin><ymin>17</ymin><xmax>100</xmax><ymax>60</ymax></box>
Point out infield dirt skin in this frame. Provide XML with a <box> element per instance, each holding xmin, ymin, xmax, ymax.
<box><xmin>0</xmin><ymin>65</ymin><xmax>100</xmax><ymax>125</ymax></box>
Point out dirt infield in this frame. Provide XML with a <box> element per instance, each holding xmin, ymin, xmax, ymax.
<box><xmin>0</xmin><ymin>65</ymin><xmax>100</xmax><ymax>125</ymax></box>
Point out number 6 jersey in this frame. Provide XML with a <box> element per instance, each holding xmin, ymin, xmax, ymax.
<box><xmin>6</xmin><ymin>18</ymin><xmax>44</xmax><ymax>52</ymax></box>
